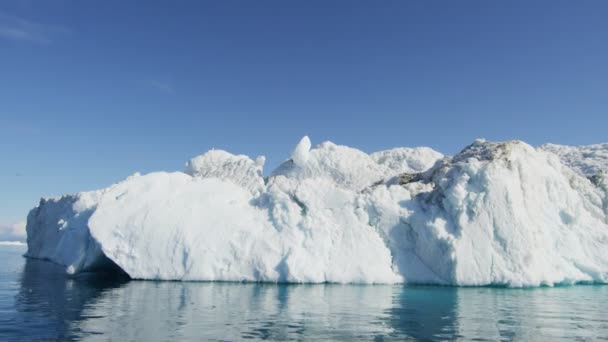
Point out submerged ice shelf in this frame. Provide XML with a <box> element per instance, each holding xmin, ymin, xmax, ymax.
<box><xmin>25</xmin><ymin>137</ymin><xmax>608</xmax><ymax>286</ymax></box>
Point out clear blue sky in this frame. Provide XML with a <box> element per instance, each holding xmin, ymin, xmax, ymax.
<box><xmin>1</xmin><ymin>0</ymin><xmax>607</xmax><ymax>224</ymax></box>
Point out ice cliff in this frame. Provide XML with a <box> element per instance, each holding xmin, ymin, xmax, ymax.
<box><xmin>25</xmin><ymin>138</ymin><xmax>608</xmax><ymax>286</ymax></box>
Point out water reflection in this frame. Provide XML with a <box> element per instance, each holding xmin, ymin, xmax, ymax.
<box><xmin>453</xmin><ymin>287</ymin><xmax>608</xmax><ymax>341</ymax></box>
<box><xmin>5</xmin><ymin>252</ymin><xmax>608</xmax><ymax>341</ymax></box>
<box><xmin>386</xmin><ymin>287</ymin><xmax>459</xmax><ymax>340</ymax></box>
<box><xmin>12</xmin><ymin>259</ymin><xmax>128</xmax><ymax>341</ymax></box>
<box><xmin>65</xmin><ymin>282</ymin><xmax>401</xmax><ymax>341</ymax></box>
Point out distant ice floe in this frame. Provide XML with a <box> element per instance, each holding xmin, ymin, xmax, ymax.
<box><xmin>25</xmin><ymin>137</ymin><xmax>608</xmax><ymax>286</ymax></box>
<box><xmin>0</xmin><ymin>241</ymin><xmax>26</xmax><ymax>246</ymax></box>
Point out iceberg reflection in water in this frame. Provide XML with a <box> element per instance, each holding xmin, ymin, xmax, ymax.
<box><xmin>2</xmin><ymin>247</ymin><xmax>607</xmax><ymax>341</ymax></box>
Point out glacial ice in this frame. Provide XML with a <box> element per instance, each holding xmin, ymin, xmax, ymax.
<box><xmin>185</xmin><ymin>149</ymin><xmax>266</xmax><ymax>195</ymax></box>
<box><xmin>25</xmin><ymin>138</ymin><xmax>608</xmax><ymax>286</ymax></box>
<box><xmin>540</xmin><ymin>143</ymin><xmax>608</xmax><ymax>178</ymax></box>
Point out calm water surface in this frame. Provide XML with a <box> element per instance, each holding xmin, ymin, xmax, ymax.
<box><xmin>1</xmin><ymin>245</ymin><xmax>607</xmax><ymax>341</ymax></box>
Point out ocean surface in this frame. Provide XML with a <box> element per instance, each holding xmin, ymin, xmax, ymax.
<box><xmin>1</xmin><ymin>245</ymin><xmax>607</xmax><ymax>341</ymax></box>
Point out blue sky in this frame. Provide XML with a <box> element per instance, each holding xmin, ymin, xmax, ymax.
<box><xmin>1</xmin><ymin>0</ymin><xmax>607</xmax><ymax>227</ymax></box>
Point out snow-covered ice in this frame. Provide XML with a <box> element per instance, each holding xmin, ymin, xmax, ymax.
<box><xmin>185</xmin><ymin>149</ymin><xmax>266</xmax><ymax>195</ymax></box>
<box><xmin>541</xmin><ymin>143</ymin><xmax>608</xmax><ymax>178</ymax></box>
<box><xmin>24</xmin><ymin>138</ymin><xmax>608</xmax><ymax>286</ymax></box>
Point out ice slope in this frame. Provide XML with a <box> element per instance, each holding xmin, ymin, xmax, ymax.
<box><xmin>25</xmin><ymin>138</ymin><xmax>608</xmax><ymax>286</ymax></box>
<box><xmin>541</xmin><ymin>143</ymin><xmax>608</xmax><ymax>177</ymax></box>
<box><xmin>540</xmin><ymin>142</ymin><xmax>608</xmax><ymax>219</ymax></box>
<box><xmin>399</xmin><ymin>140</ymin><xmax>608</xmax><ymax>286</ymax></box>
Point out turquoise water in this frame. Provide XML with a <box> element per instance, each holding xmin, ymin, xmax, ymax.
<box><xmin>1</xmin><ymin>245</ymin><xmax>607</xmax><ymax>341</ymax></box>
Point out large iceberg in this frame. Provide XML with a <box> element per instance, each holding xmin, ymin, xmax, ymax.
<box><xmin>25</xmin><ymin>137</ymin><xmax>608</xmax><ymax>286</ymax></box>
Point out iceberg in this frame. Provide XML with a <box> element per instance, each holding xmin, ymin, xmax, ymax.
<box><xmin>25</xmin><ymin>137</ymin><xmax>608</xmax><ymax>286</ymax></box>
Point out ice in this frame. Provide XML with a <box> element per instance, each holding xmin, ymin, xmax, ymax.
<box><xmin>272</xmin><ymin>139</ymin><xmax>403</xmax><ymax>191</ymax></box>
<box><xmin>400</xmin><ymin>140</ymin><xmax>608</xmax><ymax>286</ymax></box>
<box><xmin>24</xmin><ymin>137</ymin><xmax>608</xmax><ymax>286</ymax></box>
<box><xmin>184</xmin><ymin>149</ymin><xmax>266</xmax><ymax>195</ymax></box>
<box><xmin>541</xmin><ymin>143</ymin><xmax>608</xmax><ymax>177</ymax></box>
<box><xmin>0</xmin><ymin>241</ymin><xmax>26</xmax><ymax>246</ymax></box>
<box><xmin>25</xmin><ymin>192</ymin><xmax>109</xmax><ymax>274</ymax></box>
<box><xmin>370</xmin><ymin>146</ymin><xmax>444</xmax><ymax>174</ymax></box>
<box><xmin>290</xmin><ymin>136</ymin><xmax>311</xmax><ymax>166</ymax></box>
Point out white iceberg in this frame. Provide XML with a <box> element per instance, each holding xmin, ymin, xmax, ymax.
<box><xmin>25</xmin><ymin>138</ymin><xmax>608</xmax><ymax>286</ymax></box>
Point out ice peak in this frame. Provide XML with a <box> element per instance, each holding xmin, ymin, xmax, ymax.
<box><xmin>291</xmin><ymin>136</ymin><xmax>311</xmax><ymax>166</ymax></box>
<box><xmin>255</xmin><ymin>155</ymin><xmax>266</xmax><ymax>168</ymax></box>
<box><xmin>454</xmin><ymin>139</ymin><xmax>532</xmax><ymax>163</ymax></box>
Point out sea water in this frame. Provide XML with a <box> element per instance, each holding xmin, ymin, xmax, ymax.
<box><xmin>1</xmin><ymin>245</ymin><xmax>607</xmax><ymax>341</ymax></box>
